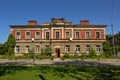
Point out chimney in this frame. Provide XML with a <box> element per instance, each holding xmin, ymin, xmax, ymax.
<box><xmin>80</xmin><ymin>20</ymin><xmax>89</xmax><ymax>25</ymax></box>
<box><xmin>28</xmin><ymin>20</ymin><xmax>37</xmax><ymax>25</ymax></box>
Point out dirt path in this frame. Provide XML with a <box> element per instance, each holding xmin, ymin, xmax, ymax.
<box><xmin>0</xmin><ymin>59</ymin><xmax>120</xmax><ymax>66</ymax></box>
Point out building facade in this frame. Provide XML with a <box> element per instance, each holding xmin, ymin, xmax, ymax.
<box><xmin>10</xmin><ymin>18</ymin><xmax>106</xmax><ymax>58</ymax></box>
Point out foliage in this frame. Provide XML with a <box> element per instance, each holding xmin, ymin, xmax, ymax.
<box><xmin>103</xmin><ymin>41</ymin><xmax>112</xmax><ymax>57</ymax></box>
<box><xmin>28</xmin><ymin>48</ymin><xmax>35</xmax><ymax>58</ymax></box>
<box><xmin>116</xmin><ymin>31</ymin><xmax>120</xmax><ymax>53</ymax></box>
<box><xmin>40</xmin><ymin>48</ymin><xmax>44</xmax><ymax>55</ymax></box>
<box><xmin>89</xmin><ymin>48</ymin><xmax>96</xmax><ymax>58</ymax></box>
<box><xmin>63</xmin><ymin>53</ymin><xmax>70</xmax><ymax>58</ymax></box>
<box><xmin>44</xmin><ymin>47</ymin><xmax>51</xmax><ymax>56</ymax></box>
<box><xmin>80</xmin><ymin>53</ymin><xmax>87</xmax><ymax>60</ymax></box>
<box><xmin>0</xmin><ymin>66</ymin><xmax>120</xmax><ymax>80</ymax></box>
<box><xmin>5</xmin><ymin>34</ymin><xmax>16</xmax><ymax>59</ymax></box>
<box><xmin>116</xmin><ymin>31</ymin><xmax>120</xmax><ymax>46</ymax></box>
<box><xmin>28</xmin><ymin>48</ymin><xmax>35</xmax><ymax>64</ymax></box>
<box><xmin>107</xmin><ymin>31</ymin><xmax>120</xmax><ymax>55</ymax></box>
<box><xmin>36</xmin><ymin>54</ymin><xmax>51</xmax><ymax>59</ymax></box>
<box><xmin>0</xmin><ymin>44</ymin><xmax>5</xmax><ymax>54</ymax></box>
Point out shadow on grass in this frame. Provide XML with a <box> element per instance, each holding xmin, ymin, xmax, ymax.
<box><xmin>39</xmin><ymin>74</ymin><xmax>46</xmax><ymax>80</ymax></box>
<box><xmin>0</xmin><ymin>66</ymin><xmax>29</xmax><ymax>76</ymax></box>
<box><xmin>0</xmin><ymin>65</ymin><xmax>120</xmax><ymax>80</ymax></box>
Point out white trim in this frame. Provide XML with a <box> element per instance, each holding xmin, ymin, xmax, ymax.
<box><xmin>55</xmin><ymin>31</ymin><xmax>60</xmax><ymax>39</ymax></box>
<box><xmin>16</xmin><ymin>31</ymin><xmax>21</xmax><ymax>39</ymax></box>
<box><xmin>95</xmin><ymin>31</ymin><xmax>101</xmax><ymax>39</ymax></box>
<box><xmin>35</xmin><ymin>31</ymin><xmax>40</xmax><ymax>39</ymax></box>
<box><xmin>85</xmin><ymin>31</ymin><xmax>91</xmax><ymax>39</ymax></box>
<box><xmin>65</xmin><ymin>31</ymin><xmax>70</xmax><ymax>39</ymax></box>
<box><xmin>45</xmin><ymin>31</ymin><xmax>50</xmax><ymax>39</ymax></box>
<box><xmin>25</xmin><ymin>45</ymin><xmax>29</xmax><ymax>53</ymax></box>
<box><xmin>75</xmin><ymin>31</ymin><xmax>80</xmax><ymax>39</ymax></box>
<box><xmin>25</xmin><ymin>31</ymin><xmax>31</xmax><ymax>39</ymax></box>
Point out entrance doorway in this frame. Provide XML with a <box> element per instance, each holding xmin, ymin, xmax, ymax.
<box><xmin>55</xmin><ymin>48</ymin><xmax>60</xmax><ymax>58</ymax></box>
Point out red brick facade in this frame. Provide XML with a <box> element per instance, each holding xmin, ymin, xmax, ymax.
<box><xmin>10</xmin><ymin>18</ymin><xmax>106</xmax><ymax>57</ymax></box>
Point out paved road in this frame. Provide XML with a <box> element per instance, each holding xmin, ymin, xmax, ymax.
<box><xmin>0</xmin><ymin>59</ymin><xmax>120</xmax><ymax>66</ymax></box>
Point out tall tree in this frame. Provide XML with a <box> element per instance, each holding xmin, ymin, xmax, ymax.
<box><xmin>6</xmin><ymin>34</ymin><xmax>16</xmax><ymax>59</ymax></box>
<box><xmin>0</xmin><ymin>44</ymin><xmax>7</xmax><ymax>54</ymax></box>
<box><xmin>116</xmin><ymin>31</ymin><xmax>120</xmax><ymax>51</ymax></box>
<box><xmin>103</xmin><ymin>41</ymin><xmax>112</xmax><ymax>57</ymax></box>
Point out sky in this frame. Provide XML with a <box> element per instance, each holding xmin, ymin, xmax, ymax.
<box><xmin>0</xmin><ymin>0</ymin><xmax>120</xmax><ymax>43</ymax></box>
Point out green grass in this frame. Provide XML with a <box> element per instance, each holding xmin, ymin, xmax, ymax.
<box><xmin>0</xmin><ymin>66</ymin><xmax>120</xmax><ymax>80</ymax></box>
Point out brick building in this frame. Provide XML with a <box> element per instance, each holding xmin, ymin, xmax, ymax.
<box><xmin>10</xmin><ymin>18</ymin><xmax>106</xmax><ymax>58</ymax></box>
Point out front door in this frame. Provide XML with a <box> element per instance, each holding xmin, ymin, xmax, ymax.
<box><xmin>55</xmin><ymin>48</ymin><xmax>60</xmax><ymax>58</ymax></box>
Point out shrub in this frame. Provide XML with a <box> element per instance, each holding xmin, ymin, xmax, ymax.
<box><xmin>60</xmin><ymin>57</ymin><xmax>65</xmax><ymax>60</ymax></box>
<box><xmin>36</xmin><ymin>54</ymin><xmax>51</xmax><ymax>59</ymax></box>
<box><xmin>80</xmin><ymin>53</ymin><xmax>87</xmax><ymax>60</ymax></box>
<box><xmin>63</xmin><ymin>53</ymin><xmax>70</xmax><ymax>59</ymax></box>
<box><xmin>44</xmin><ymin>47</ymin><xmax>51</xmax><ymax>56</ymax></box>
<box><xmin>50</xmin><ymin>56</ymin><xmax>54</xmax><ymax>60</ymax></box>
<box><xmin>89</xmin><ymin>48</ymin><xmax>96</xmax><ymax>58</ymax></box>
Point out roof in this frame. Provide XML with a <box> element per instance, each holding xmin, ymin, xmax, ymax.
<box><xmin>10</xmin><ymin>24</ymin><xmax>107</xmax><ymax>28</ymax></box>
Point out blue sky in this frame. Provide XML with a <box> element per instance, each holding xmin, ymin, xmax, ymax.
<box><xmin>0</xmin><ymin>0</ymin><xmax>120</xmax><ymax>43</ymax></box>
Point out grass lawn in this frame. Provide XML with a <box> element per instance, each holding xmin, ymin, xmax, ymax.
<box><xmin>0</xmin><ymin>66</ymin><xmax>120</xmax><ymax>80</ymax></box>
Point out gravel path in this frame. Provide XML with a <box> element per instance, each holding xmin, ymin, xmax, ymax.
<box><xmin>0</xmin><ymin>59</ymin><xmax>120</xmax><ymax>66</ymax></box>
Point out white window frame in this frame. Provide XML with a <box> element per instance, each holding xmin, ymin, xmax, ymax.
<box><xmin>96</xmin><ymin>45</ymin><xmax>101</xmax><ymax>53</ymax></box>
<box><xmin>35</xmin><ymin>45</ymin><xmax>40</xmax><ymax>53</ymax></box>
<box><xmin>56</xmin><ymin>31</ymin><xmax>60</xmax><ymax>39</ymax></box>
<box><xmin>15</xmin><ymin>45</ymin><xmax>20</xmax><ymax>53</ymax></box>
<box><xmin>86</xmin><ymin>45</ymin><xmax>90</xmax><ymax>53</ymax></box>
<box><xmin>95</xmin><ymin>31</ymin><xmax>100</xmax><ymax>39</ymax></box>
<box><xmin>65</xmin><ymin>45</ymin><xmax>70</xmax><ymax>53</ymax></box>
<box><xmin>75</xmin><ymin>45</ymin><xmax>80</xmax><ymax>53</ymax></box>
<box><xmin>85</xmin><ymin>31</ymin><xmax>90</xmax><ymax>39</ymax></box>
<box><xmin>25</xmin><ymin>31</ymin><xmax>31</xmax><ymax>39</ymax></box>
<box><xmin>25</xmin><ymin>45</ymin><xmax>29</xmax><ymax>53</ymax></box>
<box><xmin>66</xmin><ymin>31</ymin><xmax>70</xmax><ymax>39</ymax></box>
<box><xmin>16</xmin><ymin>31</ymin><xmax>21</xmax><ymax>39</ymax></box>
<box><xmin>75</xmin><ymin>31</ymin><xmax>80</xmax><ymax>39</ymax></box>
<box><xmin>35</xmin><ymin>31</ymin><xmax>40</xmax><ymax>39</ymax></box>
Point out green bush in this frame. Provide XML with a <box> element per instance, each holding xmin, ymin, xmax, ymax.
<box><xmin>44</xmin><ymin>47</ymin><xmax>51</xmax><ymax>56</ymax></box>
<box><xmin>60</xmin><ymin>57</ymin><xmax>65</xmax><ymax>60</ymax></box>
<box><xmin>89</xmin><ymin>48</ymin><xmax>96</xmax><ymax>58</ymax></box>
<box><xmin>63</xmin><ymin>53</ymin><xmax>70</xmax><ymax>58</ymax></box>
<box><xmin>36</xmin><ymin>54</ymin><xmax>51</xmax><ymax>59</ymax></box>
<box><xmin>50</xmin><ymin>56</ymin><xmax>54</xmax><ymax>60</ymax></box>
<box><xmin>80</xmin><ymin>53</ymin><xmax>87</xmax><ymax>60</ymax></box>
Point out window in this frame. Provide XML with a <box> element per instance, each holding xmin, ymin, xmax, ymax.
<box><xmin>35</xmin><ymin>32</ymin><xmax>40</xmax><ymax>39</ymax></box>
<box><xmin>96</xmin><ymin>45</ymin><xmax>101</xmax><ymax>53</ymax></box>
<box><xmin>26</xmin><ymin>32</ymin><xmax>30</xmax><ymax>39</ymax></box>
<box><xmin>75</xmin><ymin>32</ymin><xmax>80</xmax><ymax>39</ymax></box>
<box><xmin>66</xmin><ymin>32</ymin><xmax>70</xmax><ymax>39</ymax></box>
<box><xmin>46</xmin><ymin>32</ymin><xmax>49</xmax><ymax>39</ymax></box>
<box><xmin>66</xmin><ymin>45</ymin><xmax>70</xmax><ymax>53</ymax></box>
<box><xmin>76</xmin><ymin>45</ymin><xmax>80</xmax><ymax>53</ymax></box>
<box><xmin>25</xmin><ymin>45</ymin><xmax>29</xmax><ymax>53</ymax></box>
<box><xmin>46</xmin><ymin>45</ymin><xmax>50</xmax><ymax>48</ymax></box>
<box><xmin>96</xmin><ymin>32</ymin><xmax>100</xmax><ymax>39</ymax></box>
<box><xmin>86</xmin><ymin>32</ymin><xmax>90</xmax><ymax>39</ymax></box>
<box><xmin>35</xmin><ymin>45</ymin><xmax>40</xmax><ymax>53</ymax></box>
<box><xmin>15</xmin><ymin>46</ymin><xmax>20</xmax><ymax>53</ymax></box>
<box><xmin>56</xmin><ymin>31</ymin><xmax>60</xmax><ymax>39</ymax></box>
<box><xmin>16</xmin><ymin>32</ymin><xmax>21</xmax><ymax>39</ymax></box>
<box><xmin>86</xmin><ymin>45</ymin><xmax>90</xmax><ymax>53</ymax></box>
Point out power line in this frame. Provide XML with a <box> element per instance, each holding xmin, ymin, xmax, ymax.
<box><xmin>111</xmin><ymin>0</ymin><xmax>116</xmax><ymax>56</ymax></box>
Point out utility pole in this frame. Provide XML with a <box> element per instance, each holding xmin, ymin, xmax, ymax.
<box><xmin>111</xmin><ymin>24</ymin><xmax>116</xmax><ymax>56</ymax></box>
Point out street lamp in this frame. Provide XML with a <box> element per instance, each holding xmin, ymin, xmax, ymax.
<box><xmin>32</xmin><ymin>38</ymin><xmax>34</xmax><ymax>42</ymax></box>
<box><xmin>31</xmin><ymin>38</ymin><xmax>35</xmax><ymax>65</ymax></box>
